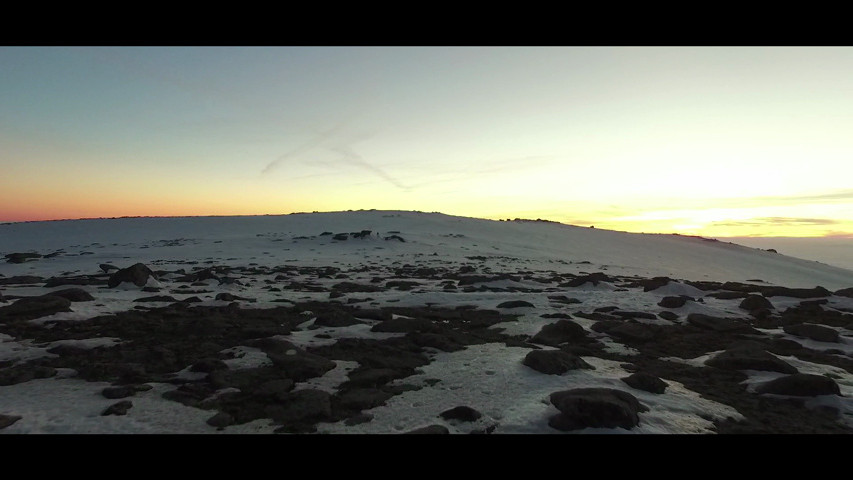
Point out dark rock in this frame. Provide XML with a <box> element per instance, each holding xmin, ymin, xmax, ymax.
<box><xmin>548</xmin><ymin>388</ymin><xmax>647</xmax><ymax>431</ymax></box>
<box><xmin>658</xmin><ymin>311</ymin><xmax>679</xmax><ymax>321</ymax></box>
<box><xmin>46</xmin><ymin>288</ymin><xmax>95</xmax><ymax>302</ymax></box>
<box><xmin>405</xmin><ymin>424</ymin><xmax>449</xmax><ymax>434</ymax></box>
<box><xmin>835</xmin><ymin>287</ymin><xmax>853</xmax><ymax>298</ymax></box>
<box><xmin>0</xmin><ymin>365</ymin><xmax>57</xmax><ymax>386</ymax></box>
<box><xmin>345</xmin><ymin>368</ymin><xmax>404</xmax><ymax>388</ymax></box>
<box><xmin>190</xmin><ymin>358</ymin><xmax>229</xmax><ymax>373</ymax></box>
<box><xmin>344</xmin><ymin>413</ymin><xmax>374</xmax><ymax>426</ymax></box>
<box><xmin>607</xmin><ymin>322</ymin><xmax>659</xmax><ymax>342</ymax></box>
<box><xmin>108</xmin><ymin>263</ymin><xmax>155</xmax><ymax>288</ymax></box>
<box><xmin>658</xmin><ymin>296</ymin><xmax>690</xmax><ymax>308</ymax></box>
<box><xmin>5</xmin><ymin>252</ymin><xmax>42</xmax><ymax>264</ymax></box>
<box><xmin>755</xmin><ymin>374</ymin><xmax>841</xmax><ymax>396</ymax></box>
<box><xmin>622</xmin><ymin>372</ymin><xmax>668</xmax><ymax>394</ymax></box>
<box><xmin>530</xmin><ymin>319</ymin><xmax>588</xmax><ymax>346</ymax></box>
<box><xmin>384</xmin><ymin>235</ymin><xmax>405</xmax><ymax>242</ymax></box>
<box><xmin>250</xmin><ymin>338</ymin><xmax>337</xmax><ymax>382</ymax></box>
<box><xmin>265</xmin><ymin>389</ymin><xmax>332</xmax><ymax>425</ymax></box>
<box><xmin>783</xmin><ymin>323</ymin><xmax>840</xmax><ymax>343</ymax></box>
<box><xmin>206</xmin><ymin>411</ymin><xmax>234</xmax><ymax>428</ymax></box>
<box><xmin>253</xmin><ymin>379</ymin><xmax>295</xmax><ymax>399</ymax></box>
<box><xmin>332</xmin><ymin>233</ymin><xmax>349</xmax><ymax>241</ymax></box>
<box><xmin>522</xmin><ymin>349</ymin><xmax>594</xmax><ymax>375</ymax></box>
<box><xmin>612</xmin><ymin>310</ymin><xmax>658</xmax><ymax>320</ymax></box>
<box><xmin>102</xmin><ymin>400</ymin><xmax>133</xmax><ymax>416</ymax></box>
<box><xmin>0</xmin><ymin>295</ymin><xmax>72</xmax><ymax>320</ymax></box>
<box><xmin>706</xmin><ymin>291</ymin><xmax>750</xmax><ymax>300</ymax></box>
<box><xmin>496</xmin><ymin>300</ymin><xmax>534</xmax><ymax>309</ymax></box>
<box><xmin>639</xmin><ymin>276</ymin><xmax>673</xmax><ymax>292</ymax></box>
<box><xmin>134</xmin><ymin>295</ymin><xmax>178</xmax><ymax>303</ymax></box>
<box><xmin>439</xmin><ymin>406</ymin><xmax>482</xmax><ymax>422</ymax></box>
<box><xmin>0</xmin><ymin>414</ymin><xmax>22</xmax><ymax>429</ymax></box>
<box><xmin>102</xmin><ymin>386</ymin><xmax>136</xmax><ymax>399</ymax></box>
<box><xmin>408</xmin><ymin>332</ymin><xmax>464</xmax><ymax>352</ymax></box>
<box><xmin>687</xmin><ymin>313</ymin><xmax>759</xmax><ymax>334</ymax></box>
<box><xmin>561</xmin><ymin>272</ymin><xmax>614</xmax><ymax>287</ymax></box>
<box><xmin>100</xmin><ymin>264</ymin><xmax>120</xmax><ymax>273</ymax></box>
<box><xmin>548</xmin><ymin>295</ymin><xmax>582</xmax><ymax>304</ymax></box>
<box><xmin>335</xmin><ymin>387</ymin><xmax>394</xmax><ymax>411</ymax></box>
<box><xmin>0</xmin><ymin>275</ymin><xmax>44</xmax><ymax>285</ymax></box>
<box><xmin>763</xmin><ymin>286</ymin><xmax>832</xmax><ymax>298</ymax></box>
<box><xmin>594</xmin><ymin>306</ymin><xmax>619</xmax><ymax>313</ymax></box>
<box><xmin>739</xmin><ymin>294</ymin><xmax>774</xmax><ymax>311</ymax></box>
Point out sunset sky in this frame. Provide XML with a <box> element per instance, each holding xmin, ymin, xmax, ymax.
<box><xmin>2</xmin><ymin>46</ymin><xmax>851</xmax><ymax>237</ymax></box>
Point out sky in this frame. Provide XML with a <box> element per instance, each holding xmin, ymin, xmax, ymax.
<box><xmin>2</xmin><ymin>46</ymin><xmax>852</xmax><ymax>237</ymax></box>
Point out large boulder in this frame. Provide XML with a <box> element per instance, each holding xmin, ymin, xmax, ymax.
<box><xmin>755</xmin><ymin>374</ymin><xmax>841</xmax><ymax>397</ymax></box>
<box><xmin>739</xmin><ymin>294</ymin><xmax>774</xmax><ymax>311</ymax></box>
<box><xmin>622</xmin><ymin>372</ymin><xmax>668</xmax><ymax>394</ymax></box>
<box><xmin>783</xmin><ymin>323</ymin><xmax>840</xmax><ymax>343</ymax></box>
<box><xmin>548</xmin><ymin>388</ymin><xmax>648</xmax><ymax>431</ymax></box>
<box><xmin>45</xmin><ymin>288</ymin><xmax>95</xmax><ymax>302</ymax></box>
<box><xmin>687</xmin><ymin>313</ymin><xmax>759</xmax><ymax>334</ymax></box>
<box><xmin>108</xmin><ymin>263</ymin><xmax>155</xmax><ymax>288</ymax></box>
<box><xmin>658</xmin><ymin>296</ymin><xmax>690</xmax><ymax>309</ymax></box>
<box><xmin>0</xmin><ymin>295</ymin><xmax>72</xmax><ymax>320</ymax></box>
<box><xmin>705</xmin><ymin>344</ymin><xmax>798</xmax><ymax>374</ymax></box>
<box><xmin>529</xmin><ymin>319</ymin><xmax>588</xmax><ymax>346</ymax></box>
<box><xmin>522</xmin><ymin>350</ymin><xmax>594</xmax><ymax>375</ymax></box>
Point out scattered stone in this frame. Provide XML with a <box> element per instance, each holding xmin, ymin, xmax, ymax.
<box><xmin>755</xmin><ymin>374</ymin><xmax>841</xmax><ymax>397</ymax></box>
<box><xmin>108</xmin><ymin>263</ymin><xmax>155</xmax><ymax>288</ymax></box>
<box><xmin>739</xmin><ymin>294</ymin><xmax>774</xmax><ymax>311</ymax></box>
<box><xmin>548</xmin><ymin>295</ymin><xmax>582</xmax><ymax>304</ymax></box>
<box><xmin>0</xmin><ymin>275</ymin><xmax>44</xmax><ymax>285</ymax></box>
<box><xmin>705</xmin><ymin>345</ymin><xmax>798</xmax><ymax>374</ymax></box>
<box><xmin>102</xmin><ymin>386</ymin><xmax>136</xmax><ymax>399</ymax></box>
<box><xmin>134</xmin><ymin>295</ymin><xmax>179</xmax><ymax>303</ymax></box>
<box><xmin>0</xmin><ymin>295</ymin><xmax>72</xmax><ymax>320</ymax></box>
<box><xmin>522</xmin><ymin>349</ymin><xmax>594</xmax><ymax>375</ymax></box>
<box><xmin>548</xmin><ymin>388</ymin><xmax>647</xmax><ymax>431</ymax></box>
<box><xmin>763</xmin><ymin>286</ymin><xmax>832</xmax><ymax>298</ymax></box>
<box><xmin>496</xmin><ymin>300</ymin><xmax>534</xmax><ymax>309</ymax></box>
<box><xmin>561</xmin><ymin>272</ymin><xmax>614</xmax><ymax>287</ymax></box>
<box><xmin>440</xmin><ymin>406</ymin><xmax>482</xmax><ymax>422</ymax></box>
<box><xmin>46</xmin><ymin>288</ymin><xmax>95</xmax><ymax>302</ymax></box>
<box><xmin>0</xmin><ymin>414</ymin><xmax>22</xmax><ymax>429</ymax></box>
<box><xmin>658</xmin><ymin>296</ymin><xmax>690</xmax><ymax>308</ymax></box>
<box><xmin>206</xmin><ymin>411</ymin><xmax>234</xmax><ymax>428</ymax></box>
<box><xmin>622</xmin><ymin>372</ymin><xmax>668</xmax><ymax>394</ymax></box>
<box><xmin>5</xmin><ymin>252</ymin><xmax>42</xmax><ymax>264</ymax></box>
<box><xmin>687</xmin><ymin>313</ymin><xmax>759</xmax><ymax>334</ymax></box>
<box><xmin>102</xmin><ymin>400</ymin><xmax>133</xmax><ymax>416</ymax></box>
<box><xmin>405</xmin><ymin>424</ymin><xmax>449</xmax><ymax>434</ymax></box>
<box><xmin>529</xmin><ymin>319</ymin><xmax>588</xmax><ymax>346</ymax></box>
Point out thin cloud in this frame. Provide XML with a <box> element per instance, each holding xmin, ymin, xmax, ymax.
<box><xmin>261</xmin><ymin>121</ymin><xmax>349</xmax><ymax>176</ymax></box>
<box><xmin>712</xmin><ymin>217</ymin><xmax>841</xmax><ymax>227</ymax></box>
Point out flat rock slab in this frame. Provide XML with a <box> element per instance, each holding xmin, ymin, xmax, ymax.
<box><xmin>705</xmin><ymin>347</ymin><xmax>798</xmax><ymax>374</ymax></box>
<box><xmin>755</xmin><ymin>373</ymin><xmax>841</xmax><ymax>397</ymax></box>
<box><xmin>523</xmin><ymin>349</ymin><xmax>594</xmax><ymax>375</ymax></box>
<box><xmin>0</xmin><ymin>295</ymin><xmax>72</xmax><ymax>320</ymax></box>
<box><xmin>548</xmin><ymin>388</ymin><xmax>648</xmax><ymax>431</ymax></box>
<box><xmin>783</xmin><ymin>323</ymin><xmax>840</xmax><ymax>343</ymax></box>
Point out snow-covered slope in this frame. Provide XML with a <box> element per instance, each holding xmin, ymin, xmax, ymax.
<box><xmin>2</xmin><ymin>210</ymin><xmax>851</xmax><ymax>290</ymax></box>
<box><xmin>1</xmin><ymin>210</ymin><xmax>852</xmax><ymax>435</ymax></box>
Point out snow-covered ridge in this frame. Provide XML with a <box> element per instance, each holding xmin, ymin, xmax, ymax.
<box><xmin>1</xmin><ymin>210</ymin><xmax>851</xmax><ymax>290</ymax></box>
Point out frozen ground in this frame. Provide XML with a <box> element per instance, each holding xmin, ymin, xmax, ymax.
<box><xmin>1</xmin><ymin>210</ymin><xmax>852</xmax><ymax>434</ymax></box>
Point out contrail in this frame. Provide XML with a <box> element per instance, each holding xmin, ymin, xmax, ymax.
<box><xmin>329</xmin><ymin>142</ymin><xmax>412</xmax><ymax>191</ymax></box>
<box><xmin>261</xmin><ymin>121</ymin><xmax>349</xmax><ymax>175</ymax></box>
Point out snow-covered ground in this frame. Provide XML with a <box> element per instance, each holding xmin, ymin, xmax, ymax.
<box><xmin>1</xmin><ymin>210</ymin><xmax>852</xmax><ymax>434</ymax></box>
